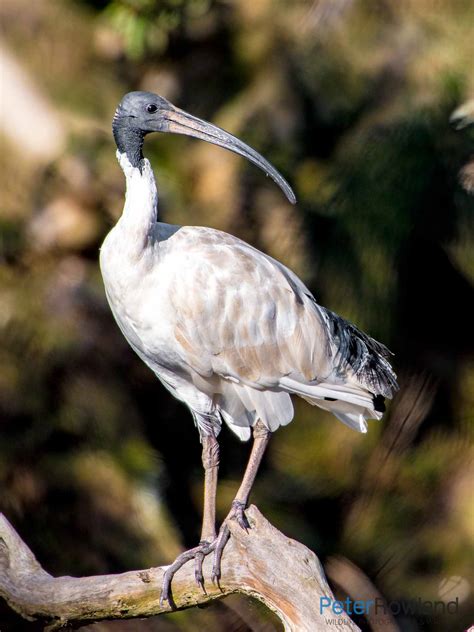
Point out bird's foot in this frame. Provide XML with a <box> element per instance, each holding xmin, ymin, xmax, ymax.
<box><xmin>160</xmin><ymin>539</ymin><xmax>213</xmax><ymax>608</ymax></box>
<box><xmin>211</xmin><ymin>500</ymin><xmax>250</xmax><ymax>586</ymax></box>
<box><xmin>160</xmin><ymin>503</ymin><xmax>251</xmax><ymax>606</ymax></box>
<box><xmin>229</xmin><ymin>499</ymin><xmax>250</xmax><ymax>531</ymax></box>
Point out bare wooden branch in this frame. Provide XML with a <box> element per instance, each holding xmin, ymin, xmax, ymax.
<box><xmin>0</xmin><ymin>506</ymin><xmax>359</xmax><ymax>631</ymax></box>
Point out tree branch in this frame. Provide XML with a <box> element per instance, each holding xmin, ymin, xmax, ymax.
<box><xmin>0</xmin><ymin>506</ymin><xmax>359</xmax><ymax>631</ymax></box>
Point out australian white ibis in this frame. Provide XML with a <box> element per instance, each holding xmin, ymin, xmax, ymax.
<box><xmin>100</xmin><ymin>91</ymin><xmax>398</xmax><ymax>605</ymax></box>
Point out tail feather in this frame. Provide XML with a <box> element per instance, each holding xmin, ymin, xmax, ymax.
<box><xmin>318</xmin><ymin>306</ymin><xmax>399</xmax><ymax>398</ymax></box>
<box><xmin>281</xmin><ymin>376</ymin><xmax>384</xmax><ymax>433</ymax></box>
<box><xmin>280</xmin><ymin>377</ymin><xmax>375</xmax><ymax>409</ymax></box>
<box><xmin>308</xmin><ymin>396</ymin><xmax>383</xmax><ymax>433</ymax></box>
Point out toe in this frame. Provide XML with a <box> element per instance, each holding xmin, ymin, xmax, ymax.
<box><xmin>160</xmin><ymin>540</ymin><xmax>216</xmax><ymax>605</ymax></box>
<box><xmin>194</xmin><ymin>551</ymin><xmax>206</xmax><ymax>592</ymax></box>
<box><xmin>160</xmin><ymin>573</ymin><xmax>172</xmax><ymax>608</ymax></box>
<box><xmin>235</xmin><ymin>510</ymin><xmax>250</xmax><ymax>531</ymax></box>
<box><xmin>231</xmin><ymin>500</ymin><xmax>250</xmax><ymax>531</ymax></box>
<box><xmin>211</xmin><ymin>523</ymin><xmax>230</xmax><ymax>587</ymax></box>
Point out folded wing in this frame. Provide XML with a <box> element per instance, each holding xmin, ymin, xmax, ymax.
<box><xmin>167</xmin><ymin>227</ymin><xmax>398</xmax><ymax>438</ymax></box>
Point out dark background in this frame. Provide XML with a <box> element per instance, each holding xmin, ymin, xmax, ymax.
<box><xmin>1</xmin><ymin>1</ymin><xmax>473</xmax><ymax>630</ymax></box>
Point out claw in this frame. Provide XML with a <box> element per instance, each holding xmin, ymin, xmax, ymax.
<box><xmin>159</xmin><ymin>505</ymin><xmax>246</xmax><ymax>604</ymax></box>
<box><xmin>159</xmin><ymin>542</ymin><xmax>211</xmax><ymax>609</ymax></box>
<box><xmin>231</xmin><ymin>500</ymin><xmax>250</xmax><ymax>531</ymax></box>
<box><xmin>195</xmin><ymin>554</ymin><xmax>205</xmax><ymax>590</ymax></box>
<box><xmin>195</xmin><ymin>541</ymin><xmax>210</xmax><ymax>593</ymax></box>
<box><xmin>211</xmin><ymin>523</ymin><xmax>230</xmax><ymax>588</ymax></box>
<box><xmin>159</xmin><ymin>573</ymin><xmax>173</xmax><ymax>609</ymax></box>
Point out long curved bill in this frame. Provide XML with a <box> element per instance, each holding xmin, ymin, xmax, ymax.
<box><xmin>160</xmin><ymin>104</ymin><xmax>296</xmax><ymax>204</ymax></box>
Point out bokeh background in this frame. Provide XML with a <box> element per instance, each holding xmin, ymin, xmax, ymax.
<box><xmin>1</xmin><ymin>1</ymin><xmax>473</xmax><ymax>631</ymax></box>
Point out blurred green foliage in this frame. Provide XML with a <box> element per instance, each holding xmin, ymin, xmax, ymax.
<box><xmin>0</xmin><ymin>1</ymin><xmax>473</xmax><ymax>631</ymax></box>
<box><xmin>103</xmin><ymin>0</ymin><xmax>213</xmax><ymax>58</ymax></box>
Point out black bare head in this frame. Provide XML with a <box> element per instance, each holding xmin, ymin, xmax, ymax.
<box><xmin>112</xmin><ymin>91</ymin><xmax>172</xmax><ymax>169</ymax></box>
<box><xmin>112</xmin><ymin>91</ymin><xmax>296</xmax><ymax>204</ymax></box>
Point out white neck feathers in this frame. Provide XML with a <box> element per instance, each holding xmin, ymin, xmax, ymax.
<box><xmin>115</xmin><ymin>151</ymin><xmax>158</xmax><ymax>249</ymax></box>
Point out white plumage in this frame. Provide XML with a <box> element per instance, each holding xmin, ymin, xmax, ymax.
<box><xmin>101</xmin><ymin>152</ymin><xmax>397</xmax><ymax>441</ymax></box>
<box><xmin>101</xmin><ymin>91</ymin><xmax>398</xmax><ymax>600</ymax></box>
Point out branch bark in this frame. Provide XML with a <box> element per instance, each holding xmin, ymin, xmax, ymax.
<box><xmin>0</xmin><ymin>505</ymin><xmax>359</xmax><ymax>631</ymax></box>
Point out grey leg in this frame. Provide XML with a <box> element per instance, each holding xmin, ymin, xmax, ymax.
<box><xmin>160</xmin><ymin>432</ymin><xmax>219</xmax><ymax>607</ymax></box>
<box><xmin>195</xmin><ymin>434</ymin><xmax>219</xmax><ymax>589</ymax></box>
<box><xmin>200</xmin><ymin>434</ymin><xmax>219</xmax><ymax>542</ymax></box>
<box><xmin>212</xmin><ymin>419</ymin><xmax>270</xmax><ymax>584</ymax></box>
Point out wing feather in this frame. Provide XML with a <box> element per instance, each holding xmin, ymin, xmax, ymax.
<box><xmin>165</xmin><ymin>226</ymin><xmax>397</xmax><ymax>436</ymax></box>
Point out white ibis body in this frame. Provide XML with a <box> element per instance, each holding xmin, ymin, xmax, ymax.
<box><xmin>100</xmin><ymin>91</ymin><xmax>398</xmax><ymax>604</ymax></box>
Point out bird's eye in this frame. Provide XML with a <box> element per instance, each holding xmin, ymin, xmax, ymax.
<box><xmin>146</xmin><ymin>104</ymin><xmax>158</xmax><ymax>113</ymax></box>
